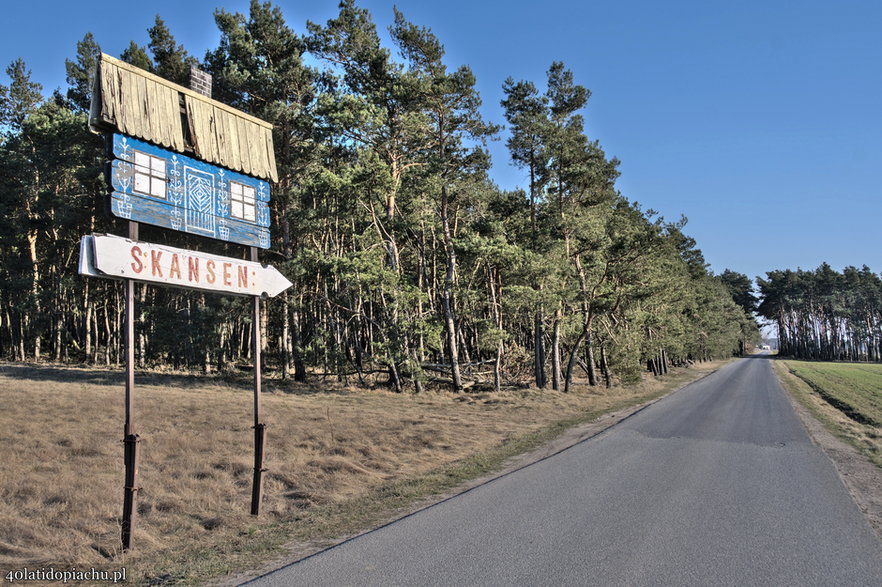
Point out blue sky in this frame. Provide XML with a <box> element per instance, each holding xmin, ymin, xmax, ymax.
<box><xmin>2</xmin><ymin>0</ymin><xmax>880</xmax><ymax>288</ymax></box>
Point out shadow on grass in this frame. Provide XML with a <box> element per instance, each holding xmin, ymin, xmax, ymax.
<box><xmin>0</xmin><ymin>361</ymin><xmax>360</xmax><ymax>396</ymax></box>
<box><xmin>0</xmin><ymin>361</ymin><xmax>253</xmax><ymax>390</ymax></box>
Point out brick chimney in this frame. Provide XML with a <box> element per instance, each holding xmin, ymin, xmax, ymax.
<box><xmin>190</xmin><ymin>66</ymin><xmax>212</xmax><ymax>99</ymax></box>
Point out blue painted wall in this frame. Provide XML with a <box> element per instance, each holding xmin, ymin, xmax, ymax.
<box><xmin>110</xmin><ymin>134</ymin><xmax>272</xmax><ymax>249</ymax></box>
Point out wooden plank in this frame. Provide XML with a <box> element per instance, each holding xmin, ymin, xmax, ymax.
<box><xmin>160</xmin><ymin>83</ymin><xmax>178</xmax><ymax>151</ymax></box>
<box><xmin>213</xmin><ymin>106</ymin><xmax>228</xmax><ymax>172</ymax></box>
<box><xmin>80</xmin><ymin>234</ymin><xmax>292</xmax><ymax>298</ymax></box>
<box><xmin>185</xmin><ymin>96</ymin><xmax>203</xmax><ymax>161</ymax></box>
<box><xmin>207</xmin><ymin>103</ymin><xmax>220</xmax><ymax>163</ymax></box>
<box><xmin>238</xmin><ymin>115</ymin><xmax>253</xmax><ymax>178</ymax></box>
<box><xmin>118</xmin><ymin>65</ymin><xmax>133</xmax><ymax>136</ymax></box>
<box><xmin>101</xmin><ymin>62</ymin><xmax>115</xmax><ymax>126</ymax></box>
<box><xmin>146</xmin><ymin>76</ymin><xmax>161</xmax><ymax>148</ymax></box>
<box><xmin>162</xmin><ymin>84</ymin><xmax>179</xmax><ymax>152</ymax></box>
<box><xmin>99</xmin><ymin>62</ymin><xmax>116</xmax><ymax>125</ymax></box>
<box><xmin>206</xmin><ymin>102</ymin><xmax>222</xmax><ymax>169</ymax></box>
<box><xmin>223</xmin><ymin>108</ymin><xmax>242</xmax><ymax>175</ymax></box>
<box><xmin>109</xmin><ymin>191</ymin><xmax>268</xmax><ymax>248</ymax></box>
<box><xmin>251</xmin><ymin>123</ymin><xmax>268</xmax><ymax>182</ymax></box>
<box><xmin>240</xmin><ymin>112</ymin><xmax>253</xmax><ymax>176</ymax></box>
<box><xmin>132</xmin><ymin>72</ymin><xmax>147</xmax><ymax>142</ymax></box>
<box><xmin>264</xmin><ymin>126</ymin><xmax>278</xmax><ymax>182</ymax></box>
<box><xmin>99</xmin><ymin>54</ymin><xmax>273</xmax><ymax>130</ymax></box>
<box><xmin>158</xmin><ymin>84</ymin><xmax>173</xmax><ymax>151</ymax></box>
<box><xmin>187</xmin><ymin>96</ymin><xmax>214</xmax><ymax>165</ymax></box>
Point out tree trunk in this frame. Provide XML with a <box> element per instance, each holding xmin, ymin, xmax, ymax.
<box><xmin>564</xmin><ymin>325</ymin><xmax>588</xmax><ymax>394</ymax></box>
<box><xmin>103</xmin><ymin>298</ymin><xmax>111</xmax><ymax>366</ymax></box>
<box><xmin>440</xmin><ymin>185</ymin><xmax>463</xmax><ymax>393</ymax></box>
<box><xmin>137</xmin><ymin>285</ymin><xmax>147</xmax><ymax>368</ymax></box>
<box><xmin>18</xmin><ymin>316</ymin><xmax>26</xmax><ymax>361</ymax></box>
<box><xmin>534</xmin><ymin>311</ymin><xmax>547</xmax><ymax>388</ymax></box>
<box><xmin>292</xmin><ymin>306</ymin><xmax>306</xmax><ymax>382</ymax></box>
<box><xmin>488</xmin><ymin>266</ymin><xmax>503</xmax><ymax>393</ymax></box>
<box><xmin>27</xmin><ymin>230</ymin><xmax>41</xmax><ymax>361</ymax></box>
<box><xmin>84</xmin><ymin>280</ymin><xmax>92</xmax><ymax>362</ymax></box>
<box><xmin>600</xmin><ymin>343</ymin><xmax>611</xmax><ymax>388</ymax></box>
<box><xmin>551</xmin><ymin>308</ymin><xmax>562</xmax><ymax>391</ymax></box>
<box><xmin>585</xmin><ymin>335</ymin><xmax>597</xmax><ymax>386</ymax></box>
<box><xmin>91</xmin><ymin>304</ymin><xmax>99</xmax><ymax>364</ymax></box>
<box><xmin>280</xmin><ymin>292</ymin><xmax>290</xmax><ymax>380</ymax></box>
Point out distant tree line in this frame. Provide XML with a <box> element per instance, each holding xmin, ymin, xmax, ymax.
<box><xmin>0</xmin><ymin>0</ymin><xmax>758</xmax><ymax>391</ymax></box>
<box><xmin>758</xmin><ymin>264</ymin><xmax>882</xmax><ymax>362</ymax></box>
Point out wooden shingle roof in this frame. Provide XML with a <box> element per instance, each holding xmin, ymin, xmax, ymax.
<box><xmin>90</xmin><ymin>53</ymin><xmax>278</xmax><ymax>182</ymax></box>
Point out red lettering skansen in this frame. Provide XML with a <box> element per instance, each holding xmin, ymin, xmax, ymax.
<box><xmin>188</xmin><ymin>257</ymin><xmax>199</xmax><ymax>282</ymax></box>
<box><xmin>151</xmin><ymin>250</ymin><xmax>163</xmax><ymax>277</ymax></box>
<box><xmin>169</xmin><ymin>254</ymin><xmax>182</xmax><ymax>279</ymax></box>
<box><xmin>223</xmin><ymin>262</ymin><xmax>233</xmax><ymax>287</ymax></box>
<box><xmin>206</xmin><ymin>260</ymin><xmax>216</xmax><ymax>284</ymax></box>
<box><xmin>88</xmin><ymin>235</ymin><xmax>291</xmax><ymax>297</ymax></box>
<box><xmin>130</xmin><ymin>246</ymin><xmax>143</xmax><ymax>273</ymax></box>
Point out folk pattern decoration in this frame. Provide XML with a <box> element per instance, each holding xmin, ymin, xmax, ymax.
<box><xmin>185</xmin><ymin>167</ymin><xmax>215</xmax><ymax>235</ymax></box>
<box><xmin>110</xmin><ymin>134</ymin><xmax>271</xmax><ymax>249</ymax></box>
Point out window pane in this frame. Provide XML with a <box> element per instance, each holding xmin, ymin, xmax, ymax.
<box><xmin>152</xmin><ymin>157</ymin><xmax>166</xmax><ymax>177</ymax></box>
<box><xmin>243</xmin><ymin>185</ymin><xmax>256</xmax><ymax>202</ymax></box>
<box><xmin>244</xmin><ymin>203</ymin><xmax>256</xmax><ymax>221</ymax></box>
<box><xmin>231</xmin><ymin>182</ymin><xmax>243</xmax><ymax>197</ymax></box>
<box><xmin>134</xmin><ymin>173</ymin><xmax>150</xmax><ymax>194</ymax></box>
<box><xmin>134</xmin><ymin>152</ymin><xmax>150</xmax><ymax>168</ymax></box>
<box><xmin>232</xmin><ymin>201</ymin><xmax>243</xmax><ymax>218</ymax></box>
<box><xmin>152</xmin><ymin>179</ymin><xmax>166</xmax><ymax>199</ymax></box>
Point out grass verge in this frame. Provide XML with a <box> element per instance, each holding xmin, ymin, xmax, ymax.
<box><xmin>772</xmin><ymin>359</ymin><xmax>882</xmax><ymax>468</ymax></box>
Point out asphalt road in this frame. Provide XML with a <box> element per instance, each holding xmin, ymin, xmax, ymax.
<box><xmin>246</xmin><ymin>357</ymin><xmax>882</xmax><ymax>586</ymax></box>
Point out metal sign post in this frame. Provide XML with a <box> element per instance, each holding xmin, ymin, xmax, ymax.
<box><xmin>121</xmin><ymin>221</ymin><xmax>140</xmax><ymax>551</ymax></box>
<box><xmin>250</xmin><ymin>246</ymin><xmax>266</xmax><ymax>515</ymax></box>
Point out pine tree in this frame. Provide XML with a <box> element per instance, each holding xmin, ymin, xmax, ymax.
<box><xmin>147</xmin><ymin>16</ymin><xmax>197</xmax><ymax>85</ymax></box>
<box><xmin>64</xmin><ymin>33</ymin><xmax>101</xmax><ymax>112</ymax></box>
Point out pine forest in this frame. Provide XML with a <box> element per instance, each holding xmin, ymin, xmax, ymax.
<box><xmin>11</xmin><ymin>0</ymin><xmax>852</xmax><ymax>395</ymax></box>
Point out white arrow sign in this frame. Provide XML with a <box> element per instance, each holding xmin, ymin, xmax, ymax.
<box><xmin>79</xmin><ymin>233</ymin><xmax>292</xmax><ymax>298</ymax></box>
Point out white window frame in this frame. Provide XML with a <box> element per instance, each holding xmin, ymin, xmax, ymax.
<box><xmin>132</xmin><ymin>150</ymin><xmax>167</xmax><ymax>199</ymax></box>
<box><xmin>230</xmin><ymin>180</ymin><xmax>256</xmax><ymax>222</ymax></box>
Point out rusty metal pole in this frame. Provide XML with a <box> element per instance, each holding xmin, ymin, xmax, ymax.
<box><xmin>121</xmin><ymin>221</ymin><xmax>140</xmax><ymax>551</ymax></box>
<box><xmin>250</xmin><ymin>246</ymin><xmax>266</xmax><ymax>515</ymax></box>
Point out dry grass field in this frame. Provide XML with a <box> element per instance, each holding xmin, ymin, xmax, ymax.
<box><xmin>0</xmin><ymin>360</ymin><xmax>725</xmax><ymax>584</ymax></box>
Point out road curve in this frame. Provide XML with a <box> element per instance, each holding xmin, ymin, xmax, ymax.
<box><xmin>246</xmin><ymin>357</ymin><xmax>882</xmax><ymax>586</ymax></box>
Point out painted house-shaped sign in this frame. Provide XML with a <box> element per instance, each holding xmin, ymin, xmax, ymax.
<box><xmin>110</xmin><ymin>134</ymin><xmax>271</xmax><ymax>248</ymax></box>
<box><xmin>89</xmin><ymin>54</ymin><xmax>278</xmax><ymax>248</ymax></box>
